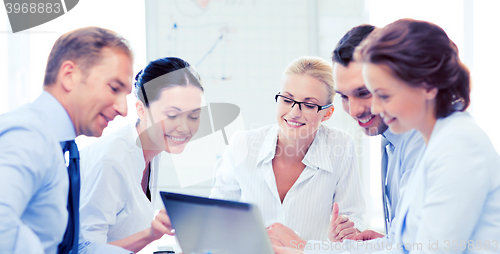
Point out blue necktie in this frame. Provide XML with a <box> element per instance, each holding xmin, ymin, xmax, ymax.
<box><xmin>381</xmin><ymin>137</ymin><xmax>390</xmax><ymax>235</ymax></box>
<box><xmin>58</xmin><ymin>140</ymin><xmax>80</xmax><ymax>254</ymax></box>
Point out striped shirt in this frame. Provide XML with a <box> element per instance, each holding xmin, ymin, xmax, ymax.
<box><xmin>210</xmin><ymin>124</ymin><xmax>366</xmax><ymax>240</ymax></box>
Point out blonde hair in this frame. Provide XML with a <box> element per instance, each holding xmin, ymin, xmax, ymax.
<box><xmin>283</xmin><ymin>56</ymin><xmax>335</xmax><ymax>104</ymax></box>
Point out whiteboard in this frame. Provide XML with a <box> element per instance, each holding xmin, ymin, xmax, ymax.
<box><xmin>146</xmin><ymin>0</ymin><xmax>313</xmax><ymax>130</ymax></box>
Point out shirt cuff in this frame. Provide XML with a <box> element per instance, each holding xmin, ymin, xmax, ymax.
<box><xmin>78</xmin><ymin>241</ymin><xmax>133</xmax><ymax>254</ymax></box>
<box><xmin>303</xmin><ymin>240</ymin><xmax>349</xmax><ymax>254</ymax></box>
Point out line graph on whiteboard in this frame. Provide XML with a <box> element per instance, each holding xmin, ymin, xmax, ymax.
<box><xmin>161</xmin><ymin>0</ymin><xmax>247</xmax><ymax>84</ymax></box>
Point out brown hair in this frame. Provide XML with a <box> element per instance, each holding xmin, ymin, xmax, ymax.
<box><xmin>358</xmin><ymin>19</ymin><xmax>470</xmax><ymax>118</ymax></box>
<box><xmin>43</xmin><ymin>26</ymin><xmax>133</xmax><ymax>86</ymax></box>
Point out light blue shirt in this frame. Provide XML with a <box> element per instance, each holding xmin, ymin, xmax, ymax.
<box><xmin>0</xmin><ymin>91</ymin><xmax>74</xmax><ymax>254</ymax></box>
<box><xmin>382</xmin><ymin>129</ymin><xmax>424</xmax><ymax>242</ymax></box>
<box><xmin>0</xmin><ymin>91</ymin><xmax>132</xmax><ymax>254</ymax></box>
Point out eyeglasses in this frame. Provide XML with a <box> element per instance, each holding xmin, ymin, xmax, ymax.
<box><xmin>275</xmin><ymin>93</ymin><xmax>333</xmax><ymax>114</ymax></box>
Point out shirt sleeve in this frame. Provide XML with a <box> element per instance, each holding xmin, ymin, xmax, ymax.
<box><xmin>78</xmin><ymin>240</ymin><xmax>133</xmax><ymax>254</ymax></box>
<box><xmin>302</xmin><ymin>240</ymin><xmax>349</xmax><ymax>254</ymax></box>
<box><xmin>209</xmin><ymin>133</ymin><xmax>242</xmax><ymax>201</ymax></box>
<box><xmin>303</xmin><ymin>239</ymin><xmax>403</xmax><ymax>254</ymax></box>
<box><xmin>79</xmin><ymin>160</ymin><xmax>129</xmax><ymax>244</ymax></box>
<box><xmin>348</xmin><ymin>238</ymin><xmax>400</xmax><ymax>253</ymax></box>
<box><xmin>411</xmin><ymin>134</ymin><xmax>492</xmax><ymax>253</ymax></box>
<box><xmin>0</xmin><ymin>126</ymin><xmax>50</xmax><ymax>254</ymax></box>
<box><xmin>332</xmin><ymin>136</ymin><xmax>366</xmax><ymax>232</ymax></box>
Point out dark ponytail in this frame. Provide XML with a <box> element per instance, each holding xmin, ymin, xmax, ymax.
<box><xmin>134</xmin><ymin>57</ymin><xmax>203</xmax><ymax>107</ymax></box>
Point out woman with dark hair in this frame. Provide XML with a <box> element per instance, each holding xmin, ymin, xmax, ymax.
<box><xmin>274</xmin><ymin>19</ymin><xmax>500</xmax><ymax>254</ymax></box>
<box><xmin>78</xmin><ymin>57</ymin><xmax>204</xmax><ymax>252</ymax></box>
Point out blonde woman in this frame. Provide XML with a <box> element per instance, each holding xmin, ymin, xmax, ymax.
<box><xmin>210</xmin><ymin>56</ymin><xmax>366</xmax><ymax>241</ymax></box>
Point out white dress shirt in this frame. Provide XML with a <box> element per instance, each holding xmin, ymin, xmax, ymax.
<box><xmin>79</xmin><ymin>124</ymin><xmax>160</xmax><ymax>244</ymax></box>
<box><xmin>210</xmin><ymin>124</ymin><xmax>366</xmax><ymax>240</ymax></box>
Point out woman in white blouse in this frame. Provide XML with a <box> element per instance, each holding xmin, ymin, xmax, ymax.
<box><xmin>210</xmin><ymin>56</ymin><xmax>366</xmax><ymax>241</ymax></box>
<box><xmin>275</xmin><ymin>19</ymin><xmax>500</xmax><ymax>254</ymax></box>
<box><xmin>79</xmin><ymin>57</ymin><xmax>204</xmax><ymax>253</ymax></box>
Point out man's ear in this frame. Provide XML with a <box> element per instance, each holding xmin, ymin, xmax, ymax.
<box><xmin>136</xmin><ymin>100</ymin><xmax>147</xmax><ymax>124</ymax></box>
<box><xmin>58</xmin><ymin>60</ymin><xmax>79</xmax><ymax>92</ymax></box>
<box><xmin>321</xmin><ymin>106</ymin><xmax>335</xmax><ymax>122</ymax></box>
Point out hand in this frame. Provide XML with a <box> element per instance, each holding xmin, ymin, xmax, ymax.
<box><xmin>273</xmin><ymin>246</ymin><xmax>305</xmax><ymax>254</ymax></box>
<box><xmin>148</xmin><ymin>208</ymin><xmax>175</xmax><ymax>241</ymax></box>
<box><xmin>328</xmin><ymin>203</ymin><xmax>359</xmax><ymax>242</ymax></box>
<box><xmin>349</xmin><ymin>230</ymin><xmax>384</xmax><ymax>241</ymax></box>
<box><xmin>267</xmin><ymin>223</ymin><xmax>306</xmax><ymax>248</ymax></box>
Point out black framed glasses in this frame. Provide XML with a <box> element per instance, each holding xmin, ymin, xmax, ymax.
<box><xmin>275</xmin><ymin>93</ymin><xmax>333</xmax><ymax>114</ymax></box>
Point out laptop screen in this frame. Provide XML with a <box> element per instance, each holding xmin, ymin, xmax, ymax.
<box><xmin>160</xmin><ymin>192</ymin><xmax>274</xmax><ymax>254</ymax></box>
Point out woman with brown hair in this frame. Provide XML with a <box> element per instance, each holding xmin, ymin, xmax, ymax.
<box><xmin>358</xmin><ymin>18</ymin><xmax>500</xmax><ymax>252</ymax></box>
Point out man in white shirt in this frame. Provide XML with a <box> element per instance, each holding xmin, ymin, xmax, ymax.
<box><xmin>268</xmin><ymin>24</ymin><xmax>424</xmax><ymax>253</ymax></box>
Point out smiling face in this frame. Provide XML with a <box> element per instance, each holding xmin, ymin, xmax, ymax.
<box><xmin>70</xmin><ymin>48</ymin><xmax>133</xmax><ymax>137</ymax></box>
<box><xmin>363</xmin><ymin>63</ymin><xmax>437</xmax><ymax>137</ymax></box>
<box><xmin>333</xmin><ymin>62</ymin><xmax>387</xmax><ymax>136</ymax></box>
<box><xmin>276</xmin><ymin>73</ymin><xmax>333</xmax><ymax>141</ymax></box>
<box><xmin>139</xmin><ymin>84</ymin><xmax>203</xmax><ymax>154</ymax></box>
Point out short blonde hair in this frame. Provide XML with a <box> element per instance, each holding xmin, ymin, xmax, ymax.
<box><xmin>283</xmin><ymin>56</ymin><xmax>335</xmax><ymax>104</ymax></box>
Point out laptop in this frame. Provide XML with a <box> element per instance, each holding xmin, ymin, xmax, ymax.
<box><xmin>160</xmin><ymin>191</ymin><xmax>274</xmax><ymax>254</ymax></box>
